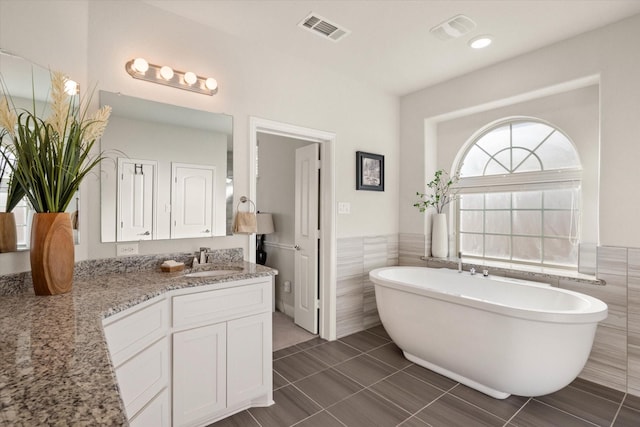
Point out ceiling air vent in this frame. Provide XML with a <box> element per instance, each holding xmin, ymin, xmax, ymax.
<box><xmin>430</xmin><ymin>14</ymin><xmax>476</xmax><ymax>41</ymax></box>
<box><xmin>298</xmin><ymin>13</ymin><xmax>351</xmax><ymax>42</ymax></box>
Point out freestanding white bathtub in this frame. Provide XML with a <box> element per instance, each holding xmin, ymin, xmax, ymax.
<box><xmin>369</xmin><ymin>266</ymin><xmax>607</xmax><ymax>399</ymax></box>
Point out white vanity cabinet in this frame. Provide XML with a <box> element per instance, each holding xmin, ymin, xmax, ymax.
<box><xmin>103</xmin><ymin>276</ymin><xmax>273</xmax><ymax>427</ymax></box>
<box><xmin>103</xmin><ymin>296</ymin><xmax>171</xmax><ymax>426</ymax></box>
<box><xmin>171</xmin><ymin>278</ymin><xmax>273</xmax><ymax>427</ymax></box>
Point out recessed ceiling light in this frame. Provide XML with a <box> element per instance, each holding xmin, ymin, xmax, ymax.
<box><xmin>469</xmin><ymin>35</ymin><xmax>492</xmax><ymax>49</ymax></box>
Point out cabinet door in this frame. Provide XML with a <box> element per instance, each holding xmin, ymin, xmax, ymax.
<box><xmin>173</xmin><ymin>322</ymin><xmax>226</xmax><ymax>427</ymax></box>
<box><xmin>227</xmin><ymin>312</ymin><xmax>272</xmax><ymax>406</ymax></box>
<box><xmin>130</xmin><ymin>387</ymin><xmax>170</xmax><ymax>427</ymax></box>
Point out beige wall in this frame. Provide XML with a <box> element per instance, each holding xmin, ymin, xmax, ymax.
<box><xmin>0</xmin><ymin>0</ymin><xmax>399</xmax><ymax>274</ymax></box>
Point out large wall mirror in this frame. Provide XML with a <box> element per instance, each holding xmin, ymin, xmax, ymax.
<box><xmin>0</xmin><ymin>50</ymin><xmax>80</xmax><ymax>252</ymax></box>
<box><xmin>100</xmin><ymin>91</ymin><xmax>233</xmax><ymax>243</ymax></box>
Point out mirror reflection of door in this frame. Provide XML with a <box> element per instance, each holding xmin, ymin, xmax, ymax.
<box><xmin>171</xmin><ymin>163</ymin><xmax>215</xmax><ymax>239</ymax></box>
<box><xmin>117</xmin><ymin>158</ymin><xmax>156</xmax><ymax>242</ymax></box>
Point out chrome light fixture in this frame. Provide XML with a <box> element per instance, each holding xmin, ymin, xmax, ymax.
<box><xmin>125</xmin><ymin>57</ymin><xmax>218</xmax><ymax>96</ymax></box>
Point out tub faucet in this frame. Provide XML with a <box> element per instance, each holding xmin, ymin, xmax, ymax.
<box><xmin>483</xmin><ymin>269</ymin><xmax>489</xmax><ymax>277</ymax></box>
<box><xmin>457</xmin><ymin>252</ymin><xmax>463</xmax><ymax>273</ymax></box>
<box><xmin>470</xmin><ymin>267</ymin><xmax>476</xmax><ymax>276</ymax></box>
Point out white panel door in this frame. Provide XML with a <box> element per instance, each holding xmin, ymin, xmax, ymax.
<box><xmin>294</xmin><ymin>144</ymin><xmax>319</xmax><ymax>334</ymax></box>
<box><xmin>173</xmin><ymin>323</ymin><xmax>227</xmax><ymax>427</ymax></box>
<box><xmin>117</xmin><ymin>158</ymin><xmax>156</xmax><ymax>241</ymax></box>
<box><xmin>227</xmin><ymin>312</ymin><xmax>272</xmax><ymax>406</ymax></box>
<box><xmin>171</xmin><ymin>163</ymin><xmax>215</xmax><ymax>239</ymax></box>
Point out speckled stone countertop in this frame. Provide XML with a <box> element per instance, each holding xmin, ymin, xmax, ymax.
<box><xmin>0</xmin><ymin>249</ymin><xmax>276</xmax><ymax>426</ymax></box>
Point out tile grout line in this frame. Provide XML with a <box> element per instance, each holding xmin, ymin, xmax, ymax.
<box><xmin>246</xmin><ymin>409</ymin><xmax>263</xmax><ymax>427</ymax></box>
<box><xmin>437</xmin><ymin>386</ymin><xmax>508</xmax><ymax>424</ymax></box>
<box><xmin>531</xmin><ymin>398</ymin><xmax>602</xmax><ymax>426</ymax></box>
<box><xmin>502</xmin><ymin>396</ymin><xmax>532</xmax><ymax>426</ymax></box>
<box><xmin>609</xmin><ymin>397</ymin><xmax>625</xmax><ymax>427</ymax></box>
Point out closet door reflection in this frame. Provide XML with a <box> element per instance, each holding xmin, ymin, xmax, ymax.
<box><xmin>117</xmin><ymin>159</ymin><xmax>156</xmax><ymax>242</ymax></box>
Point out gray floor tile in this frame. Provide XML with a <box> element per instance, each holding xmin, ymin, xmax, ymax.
<box><xmin>274</xmin><ymin>351</ymin><xmax>329</xmax><ymax>382</ymax></box>
<box><xmin>248</xmin><ymin>385</ymin><xmax>321</xmax><ymax>427</ymax></box>
<box><xmin>398</xmin><ymin>416</ymin><xmax>431</xmax><ymax>427</ymax></box>
<box><xmin>370</xmin><ymin>371</ymin><xmax>444</xmax><ymax>413</ymax></box>
<box><xmin>339</xmin><ymin>330</ymin><xmax>389</xmax><ymax>352</ymax></box>
<box><xmin>403</xmin><ymin>363</ymin><xmax>458</xmax><ymax>391</ymax></box>
<box><xmin>367</xmin><ymin>342</ymin><xmax>412</xmax><ymax>369</ymax></box>
<box><xmin>294</xmin><ymin>368</ymin><xmax>363</xmax><ymax>408</ymax></box>
<box><xmin>416</xmin><ymin>394</ymin><xmax>504</xmax><ymax>427</ymax></box>
<box><xmin>274</xmin><ymin>345</ymin><xmax>301</xmax><ymax>360</ymax></box>
<box><xmin>366</xmin><ymin>324</ymin><xmax>391</xmax><ymax>340</ymax></box>
<box><xmin>208</xmin><ymin>410</ymin><xmax>259</xmax><ymax>427</ymax></box>
<box><xmin>612</xmin><ymin>405</ymin><xmax>640</xmax><ymax>426</ymax></box>
<box><xmin>305</xmin><ymin>340</ymin><xmax>361</xmax><ymax>366</ymax></box>
<box><xmin>274</xmin><ymin>370</ymin><xmax>289</xmax><ymax>390</ymax></box>
<box><xmin>623</xmin><ymin>394</ymin><xmax>640</xmax><ymax>412</ymax></box>
<box><xmin>509</xmin><ymin>399</ymin><xmax>596</xmax><ymax>427</ymax></box>
<box><xmin>570</xmin><ymin>377</ymin><xmax>625</xmax><ymax>404</ymax></box>
<box><xmin>536</xmin><ymin>384</ymin><xmax>620</xmax><ymax>425</ymax></box>
<box><xmin>334</xmin><ymin>354</ymin><xmax>398</xmax><ymax>387</ymax></box>
<box><xmin>449</xmin><ymin>384</ymin><xmax>529</xmax><ymax>421</ymax></box>
<box><xmin>296</xmin><ymin>337</ymin><xmax>327</xmax><ymax>350</ymax></box>
<box><xmin>294</xmin><ymin>410</ymin><xmax>346</xmax><ymax>427</ymax></box>
<box><xmin>327</xmin><ymin>389</ymin><xmax>411</xmax><ymax>427</ymax></box>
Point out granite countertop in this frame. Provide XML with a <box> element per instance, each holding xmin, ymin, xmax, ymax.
<box><xmin>0</xmin><ymin>255</ymin><xmax>275</xmax><ymax>426</ymax></box>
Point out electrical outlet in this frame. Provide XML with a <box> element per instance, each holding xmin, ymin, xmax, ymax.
<box><xmin>116</xmin><ymin>243</ymin><xmax>139</xmax><ymax>257</ymax></box>
<box><xmin>338</xmin><ymin>202</ymin><xmax>351</xmax><ymax>214</ymax></box>
<box><xmin>283</xmin><ymin>280</ymin><xmax>291</xmax><ymax>293</ymax></box>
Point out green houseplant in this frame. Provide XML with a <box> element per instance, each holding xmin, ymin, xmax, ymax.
<box><xmin>414</xmin><ymin>169</ymin><xmax>459</xmax><ymax>258</ymax></box>
<box><xmin>0</xmin><ymin>71</ymin><xmax>111</xmax><ymax>294</ymax></box>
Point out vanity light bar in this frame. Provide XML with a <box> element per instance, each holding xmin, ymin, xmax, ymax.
<box><xmin>125</xmin><ymin>58</ymin><xmax>218</xmax><ymax>96</ymax></box>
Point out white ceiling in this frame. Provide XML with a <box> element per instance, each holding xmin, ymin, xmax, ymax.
<box><xmin>145</xmin><ymin>0</ymin><xmax>640</xmax><ymax>96</ymax></box>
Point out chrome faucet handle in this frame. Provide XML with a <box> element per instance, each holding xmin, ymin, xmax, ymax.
<box><xmin>470</xmin><ymin>267</ymin><xmax>476</xmax><ymax>275</ymax></box>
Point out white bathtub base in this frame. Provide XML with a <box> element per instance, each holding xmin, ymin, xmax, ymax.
<box><xmin>404</xmin><ymin>351</ymin><xmax>510</xmax><ymax>399</ymax></box>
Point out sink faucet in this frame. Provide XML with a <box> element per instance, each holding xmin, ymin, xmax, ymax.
<box><xmin>198</xmin><ymin>247</ymin><xmax>211</xmax><ymax>264</ymax></box>
<box><xmin>457</xmin><ymin>251</ymin><xmax>463</xmax><ymax>273</ymax></box>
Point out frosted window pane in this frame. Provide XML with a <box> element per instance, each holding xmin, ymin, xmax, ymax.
<box><xmin>535</xmin><ymin>132</ymin><xmax>580</xmax><ymax>170</ymax></box>
<box><xmin>513</xmin><ymin>236</ymin><xmax>542</xmax><ymax>262</ymax></box>
<box><xmin>511</xmin><ymin>148</ymin><xmax>532</xmax><ymax>171</ymax></box>
<box><xmin>543</xmin><ymin>211</ymin><xmax>573</xmax><ymax>237</ymax></box>
<box><xmin>511</xmin><ymin>121</ymin><xmax>554</xmax><ymax>151</ymax></box>
<box><xmin>513</xmin><ymin>211</ymin><xmax>541</xmax><ymax>235</ymax></box>
<box><xmin>544</xmin><ymin>189</ymin><xmax>576</xmax><ymax>209</ymax></box>
<box><xmin>485</xmin><ymin>211</ymin><xmax>510</xmax><ymax>234</ymax></box>
<box><xmin>484</xmin><ymin>159</ymin><xmax>509</xmax><ymax>176</ymax></box>
<box><xmin>14</xmin><ymin>206</ymin><xmax>27</xmax><ymax>224</ymax></box>
<box><xmin>460</xmin><ymin>233</ymin><xmax>483</xmax><ymax>256</ymax></box>
<box><xmin>460</xmin><ymin>146</ymin><xmax>491</xmax><ymax>177</ymax></box>
<box><xmin>493</xmin><ymin>150</ymin><xmax>511</xmax><ymax>172</ymax></box>
<box><xmin>460</xmin><ymin>210</ymin><xmax>483</xmax><ymax>233</ymax></box>
<box><xmin>476</xmin><ymin>125</ymin><xmax>510</xmax><ymax>154</ymax></box>
<box><xmin>544</xmin><ymin>238</ymin><xmax>578</xmax><ymax>266</ymax></box>
<box><xmin>459</xmin><ymin>193</ymin><xmax>484</xmax><ymax>209</ymax></box>
<box><xmin>485</xmin><ymin>235</ymin><xmax>510</xmax><ymax>260</ymax></box>
<box><xmin>513</xmin><ymin>154</ymin><xmax>542</xmax><ymax>173</ymax></box>
<box><xmin>513</xmin><ymin>191</ymin><xmax>541</xmax><ymax>209</ymax></box>
<box><xmin>486</xmin><ymin>193</ymin><xmax>511</xmax><ymax>209</ymax></box>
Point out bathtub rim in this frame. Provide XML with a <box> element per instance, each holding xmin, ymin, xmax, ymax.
<box><xmin>370</xmin><ymin>266</ymin><xmax>607</xmax><ymax>324</ymax></box>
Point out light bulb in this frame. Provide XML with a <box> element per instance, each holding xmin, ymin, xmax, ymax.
<box><xmin>64</xmin><ymin>80</ymin><xmax>78</xmax><ymax>95</ymax></box>
<box><xmin>469</xmin><ymin>35</ymin><xmax>492</xmax><ymax>49</ymax></box>
<box><xmin>205</xmin><ymin>78</ymin><xmax>218</xmax><ymax>90</ymax></box>
<box><xmin>132</xmin><ymin>57</ymin><xmax>149</xmax><ymax>73</ymax></box>
<box><xmin>184</xmin><ymin>71</ymin><xmax>197</xmax><ymax>85</ymax></box>
<box><xmin>160</xmin><ymin>66</ymin><xmax>174</xmax><ymax>80</ymax></box>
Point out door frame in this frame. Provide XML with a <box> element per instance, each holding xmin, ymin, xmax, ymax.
<box><xmin>249</xmin><ymin>117</ymin><xmax>337</xmax><ymax>341</ymax></box>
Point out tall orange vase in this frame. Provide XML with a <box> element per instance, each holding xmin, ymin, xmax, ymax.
<box><xmin>30</xmin><ymin>213</ymin><xmax>74</xmax><ymax>295</ymax></box>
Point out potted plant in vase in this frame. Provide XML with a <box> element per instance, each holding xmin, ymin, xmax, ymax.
<box><xmin>0</xmin><ymin>71</ymin><xmax>110</xmax><ymax>295</ymax></box>
<box><xmin>0</xmin><ymin>144</ymin><xmax>25</xmax><ymax>252</ymax></box>
<box><xmin>414</xmin><ymin>169</ymin><xmax>459</xmax><ymax>258</ymax></box>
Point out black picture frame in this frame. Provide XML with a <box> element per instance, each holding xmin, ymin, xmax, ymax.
<box><xmin>356</xmin><ymin>151</ymin><xmax>384</xmax><ymax>191</ymax></box>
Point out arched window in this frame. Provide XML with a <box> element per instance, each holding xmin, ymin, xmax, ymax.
<box><xmin>455</xmin><ymin>119</ymin><xmax>582</xmax><ymax>268</ymax></box>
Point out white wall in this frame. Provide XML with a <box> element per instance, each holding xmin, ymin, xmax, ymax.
<box><xmin>400</xmin><ymin>13</ymin><xmax>640</xmax><ymax>248</ymax></box>
<box><xmin>0</xmin><ymin>0</ymin><xmax>399</xmax><ymax>274</ymax></box>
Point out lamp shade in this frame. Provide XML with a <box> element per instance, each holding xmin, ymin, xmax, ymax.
<box><xmin>256</xmin><ymin>213</ymin><xmax>275</xmax><ymax>234</ymax></box>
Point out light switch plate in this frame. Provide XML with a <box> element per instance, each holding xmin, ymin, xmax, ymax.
<box><xmin>116</xmin><ymin>243</ymin><xmax>139</xmax><ymax>257</ymax></box>
<box><xmin>338</xmin><ymin>202</ymin><xmax>351</xmax><ymax>214</ymax></box>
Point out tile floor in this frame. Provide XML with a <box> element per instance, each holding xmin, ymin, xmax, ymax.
<box><xmin>212</xmin><ymin>326</ymin><xmax>640</xmax><ymax>427</ymax></box>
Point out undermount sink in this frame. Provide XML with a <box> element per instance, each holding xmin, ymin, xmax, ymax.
<box><xmin>184</xmin><ymin>270</ymin><xmax>242</xmax><ymax>278</ymax></box>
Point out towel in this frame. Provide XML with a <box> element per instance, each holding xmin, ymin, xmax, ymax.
<box><xmin>233</xmin><ymin>211</ymin><xmax>257</xmax><ymax>234</ymax></box>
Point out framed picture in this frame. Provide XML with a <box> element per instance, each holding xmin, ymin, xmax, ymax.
<box><xmin>356</xmin><ymin>151</ymin><xmax>384</xmax><ymax>191</ymax></box>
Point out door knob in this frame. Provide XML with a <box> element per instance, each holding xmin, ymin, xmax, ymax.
<box><xmin>138</xmin><ymin>231</ymin><xmax>150</xmax><ymax>236</ymax></box>
<box><xmin>294</xmin><ymin>245</ymin><xmax>301</xmax><ymax>251</ymax></box>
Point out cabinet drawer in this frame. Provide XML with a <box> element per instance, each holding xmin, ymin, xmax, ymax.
<box><xmin>115</xmin><ymin>337</ymin><xmax>170</xmax><ymax>419</ymax></box>
<box><xmin>173</xmin><ymin>281</ymin><xmax>270</xmax><ymax>329</ymax></box>
<box><xmin>129</xmin><ymin>387</ymin><xmax>170</xmax><ymax>427</ymax></box>
<box><xmin>104</xmin><ymin>298</ymin><xmax>169</xmax><ymax>367</ymax></box>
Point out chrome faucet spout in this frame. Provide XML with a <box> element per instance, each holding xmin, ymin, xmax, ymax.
<box><xmin>457</xmin><ymin>251</ymin><xmax>462</xmax><ymax>273</ymax></box>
